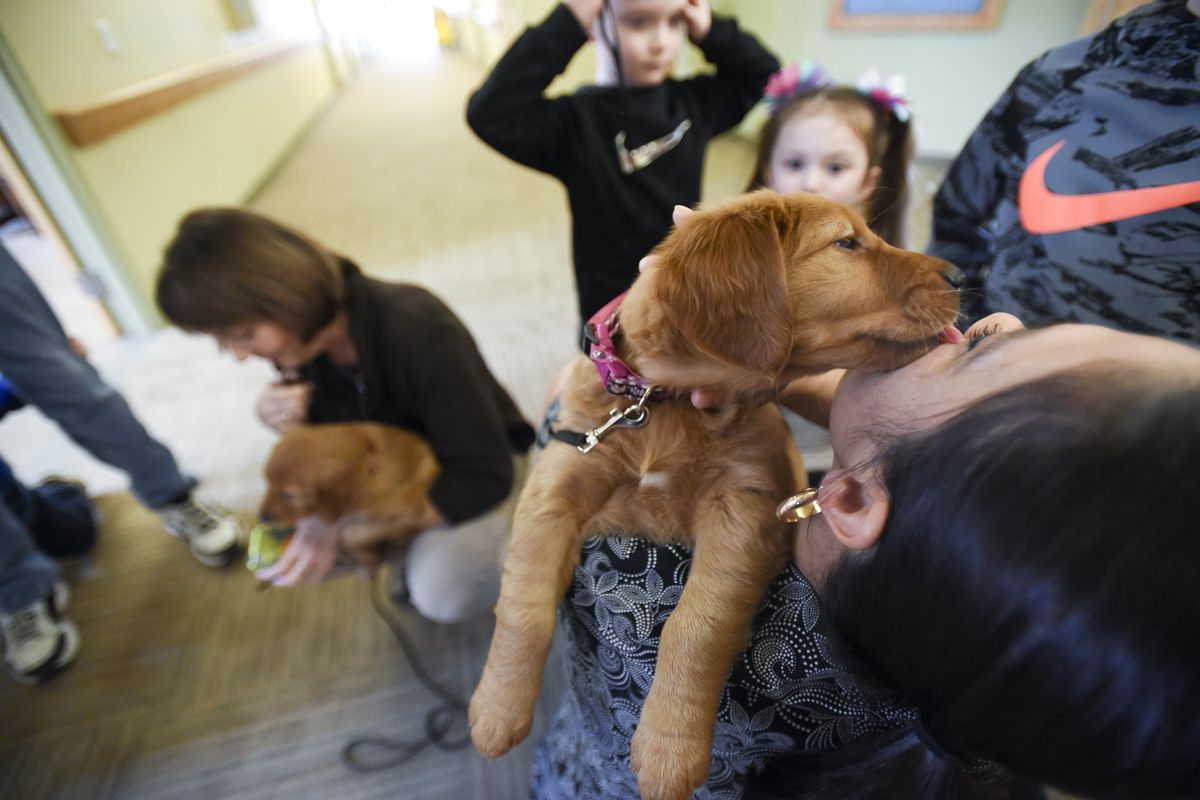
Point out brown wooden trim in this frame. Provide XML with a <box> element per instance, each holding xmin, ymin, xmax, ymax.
<box><xmin>828</xmin><ymin>0</ymin><xmax>1004</xmax><ymax>31</ymax></box>
<box><xmin>53</xmin><ymin>38</ymin><xmax>320</xmax><ymax>148</ymax></box>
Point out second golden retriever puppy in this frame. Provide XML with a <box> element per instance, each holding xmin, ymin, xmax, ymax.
<box><xmin>468</xmin><ymin>192</ymin><xmax>962</xmax><ymax>800</ymax></box>
<box><xmin>259</xmin><ymin>422</ymin><xmax>439</xmax><ymax>566</ymax></box>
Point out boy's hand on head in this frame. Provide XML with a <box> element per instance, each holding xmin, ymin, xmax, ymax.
<box><xmin>564</xmin><ymin>0</ymin><xmax>605</xmax><ymax>33</ymax></box>
<box><xmin>682</xmin><ymin>0</ymin><xmax>712</xmax><ymax>43</ymax></box>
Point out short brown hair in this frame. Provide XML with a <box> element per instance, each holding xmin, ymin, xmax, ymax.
<box><xmin>157</xmin><ymin>208</ymin><xmax>345</xmax><ymax>341</ymax></box>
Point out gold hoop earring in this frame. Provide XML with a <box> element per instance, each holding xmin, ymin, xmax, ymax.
<box><xmin>776</xmin><ymin>488</ymin><xmax>821</xmax><ymax>522</ymax></box>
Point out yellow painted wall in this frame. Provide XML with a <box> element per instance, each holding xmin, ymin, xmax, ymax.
<box><xmin>451</xmin><ymin>0</ymin><xmax>597</xmax><ymax>91</ymax></box>
<box><xmin>0</xmin><ymin>0</ymin><xmax>336</xmax><ymax>314</ymax></box>
<box><xmin>717</xmin><ymin>0</ymin><xmax>1091</xmax><ymax>157</ymax></box>
<box><xmin>459</xmin><ymin>0</ymin><xmax>722</xmax><ymax>96</ymax></box>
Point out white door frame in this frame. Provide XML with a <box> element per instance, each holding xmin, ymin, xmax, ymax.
<box><xmin>0</xmin><ymin>34</ymin><xmax>154</xmax><ymax>335</ymax></box>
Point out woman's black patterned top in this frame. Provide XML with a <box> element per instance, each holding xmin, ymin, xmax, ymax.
<box><xmin>530</xmin><ymin>535</ymin><xmax>914</xmax><ymax>799</ymax></box>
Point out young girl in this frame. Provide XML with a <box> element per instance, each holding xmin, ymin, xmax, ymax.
<box><xmin>748</xmin><ymin>61</ymin><xmax>914</xmax><ymax>247</ymax></box>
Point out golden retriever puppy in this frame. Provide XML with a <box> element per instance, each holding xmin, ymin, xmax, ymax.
<box><xmin>468</xmin><ymin>192</ymin><xmax>961</xmax><ymax>800</ymax></box>
<box><xmin>259</xmin><ymin>422</ymin><xmax>439</xmax><ymax>566</ymax></box>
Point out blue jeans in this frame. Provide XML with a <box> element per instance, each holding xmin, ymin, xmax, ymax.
<box><xmin>0</xmin><ymin>487</ymin><xmax>57</xmax><ymax>613</ymax></box>
<box><xmin>0</xmin><ymin>244</ymin><xmax>193</xmax><ymax>509</ymax></box>
<box><xmin>0</xmin><ymin>453</ymin><xmax>31</xmax><ymax>518</ymax></box>
<box><xmin>0</xmin><ymin>244</ymin><xmax>193</xmax><ymax>610</ymax></box>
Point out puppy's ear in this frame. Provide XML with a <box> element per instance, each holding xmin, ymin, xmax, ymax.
<box><xmin>654</xmin><ymin>201</ymin><xmax>792</xmax><ymax>381</ymax></box>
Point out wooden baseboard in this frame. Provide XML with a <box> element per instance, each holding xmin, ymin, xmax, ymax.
<box><xmin>53</xmin><ymin>38</ymin><xmax>321</xmax><ymax>148</ymax></box>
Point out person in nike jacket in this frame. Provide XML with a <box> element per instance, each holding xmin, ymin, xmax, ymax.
<box><xmin>928</xmin><ymin>0</ymin><xmax>1200</xmax><ymax>342</ymax></box>
<box><xmin>466</xmin><ymin>0</ymin><xmax>779</xmax><ymax>326</ymax></box>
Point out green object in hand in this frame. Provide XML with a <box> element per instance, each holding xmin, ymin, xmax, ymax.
<box><xmin>246</xmin><ymin>523</ymin><xmax>293</xmax><ymax>571</ymax></box>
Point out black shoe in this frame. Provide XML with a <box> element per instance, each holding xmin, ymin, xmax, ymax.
<box><xmin>30</xmin><ymin>477</ymin><xmax>98</xmax><ymax>558</ymax></box>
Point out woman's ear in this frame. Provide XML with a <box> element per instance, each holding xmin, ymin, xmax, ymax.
<box><xmin>856</xmin><ymin>165</ymin><xmax>882</xmax><ymax>205</ymax></box>
<box><xmin>819</xmin><ymin>468</ymin><xmax>888</xmax><ymax>551</ymax></box>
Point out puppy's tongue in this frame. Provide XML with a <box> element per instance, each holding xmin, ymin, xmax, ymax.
<box><xmin>938</xmin><ymin>326</ymin><xmax>964</xmax><ymax>345</ymax></box>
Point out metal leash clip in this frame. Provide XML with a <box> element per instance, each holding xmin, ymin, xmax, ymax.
<box><xmin>578</xmin><ymin>386</ymin><xmax>655</xmax><ymax>453</ymax></box>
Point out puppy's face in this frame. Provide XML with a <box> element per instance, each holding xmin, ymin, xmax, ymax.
<box><xmin>622</xmin><ymin>191</ymin><xmax>961</xmax><ymax>394</ymax></box>
<box><xmin>259</xmin><ymin>426</ymin><xmax>367</xmax><ymax>524</ymax></box>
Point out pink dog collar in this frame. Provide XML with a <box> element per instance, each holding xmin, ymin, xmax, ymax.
<box><xmin>583</xmin><ymin>293</ymin><xmax>673</xmax><ymax>402</ymax></box>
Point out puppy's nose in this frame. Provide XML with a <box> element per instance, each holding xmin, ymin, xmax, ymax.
<box><xmin>940</xmin><ymin>263</ymin><xmax>966</xmax><ymax>289</ymax></box>
<box><xmin>258</xmin><ymin>510</ymin><xmax>273</xmax><ymax>523</ymax></box>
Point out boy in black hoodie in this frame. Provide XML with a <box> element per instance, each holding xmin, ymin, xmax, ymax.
<box><xmin>467</xmin><ymin>0</ymin><xmax>779</xmax><ymax>325</ymax></box>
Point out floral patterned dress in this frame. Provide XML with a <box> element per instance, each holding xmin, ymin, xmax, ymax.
<box><xmin>529</xmin><ymin>535</ymin><xmax>915</xmax><ymax>799</ymax></box>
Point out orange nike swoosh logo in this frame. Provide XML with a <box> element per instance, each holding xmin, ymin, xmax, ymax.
<box><xmin>1019</xmin><ymin>139</ymin><xmax>1200</xmax><ymax>234</ymax></box>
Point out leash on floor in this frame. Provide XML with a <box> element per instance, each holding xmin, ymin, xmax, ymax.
<box><xmin>340</xmin><ymin>570</ymin><xmax>472</xmax><ymax>771</ymax></box>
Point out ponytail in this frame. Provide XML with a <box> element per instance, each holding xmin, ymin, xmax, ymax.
<box><xmin>862</xmin><ymin>109</ymin><xmax>914</xmax><ymax>248</ymax></box>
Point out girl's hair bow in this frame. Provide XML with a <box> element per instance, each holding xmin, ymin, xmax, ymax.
<box><xmin>855</xmin><ymin>67</ymin><xmax>911</xmax><ymax>123</ymax></box>
<box><xmin>763</xmin><ymin>61</ymin><xmax>833</xmax><ymax>113</ymax></box>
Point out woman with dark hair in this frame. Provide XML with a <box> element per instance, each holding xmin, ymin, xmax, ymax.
<box><xmin>744</xmin><ymin>314</ymin><xmax>1200</xmax><ymax>798</ymax></box>
<box><xmin>531</xmin><ymin>206</ymin><xmax>1198</xmax><ymax>797</ymax></box>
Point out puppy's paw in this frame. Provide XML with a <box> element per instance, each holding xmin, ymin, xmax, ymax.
<box><xmin>630</xmin><ymin>724</ymin><xmax>711</xmax><ymax>800</ymax></box>
<box><xmin>468</xmin><ymin>680</ymin><xmax>535</xmax><ymax>759</ymax></box>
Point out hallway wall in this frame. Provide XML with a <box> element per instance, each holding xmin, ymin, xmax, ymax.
<box><xmin>0</xmin><ymin>0</ymin><xmax>337</xmax><ymax>312</ymax></box>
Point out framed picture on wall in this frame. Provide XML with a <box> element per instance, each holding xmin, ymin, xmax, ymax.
<box><xmin>829</xmin><ymin>0</ymin><xmax>1005</xmax><ymax>30</ymax></box>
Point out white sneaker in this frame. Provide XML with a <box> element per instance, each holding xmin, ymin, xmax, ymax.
<box><xmin>2</xmin><ymin>582</ymin><xmax>79</xmax><ymax>684</ymax></box>
<box><xmin>160</xmin><ymin>496</ymin><xmax>241</xmax><ymax>567</ymax></box>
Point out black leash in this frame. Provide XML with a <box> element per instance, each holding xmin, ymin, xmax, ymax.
<box><xmin>339</xmin><ymin>571</ymin><xmax>471</xmax><ymax>772</ymax></box>
<box><xmin>546</xmin><ymin>427</ymin><xmax>589</xmax><ymax>449</ymax></box>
